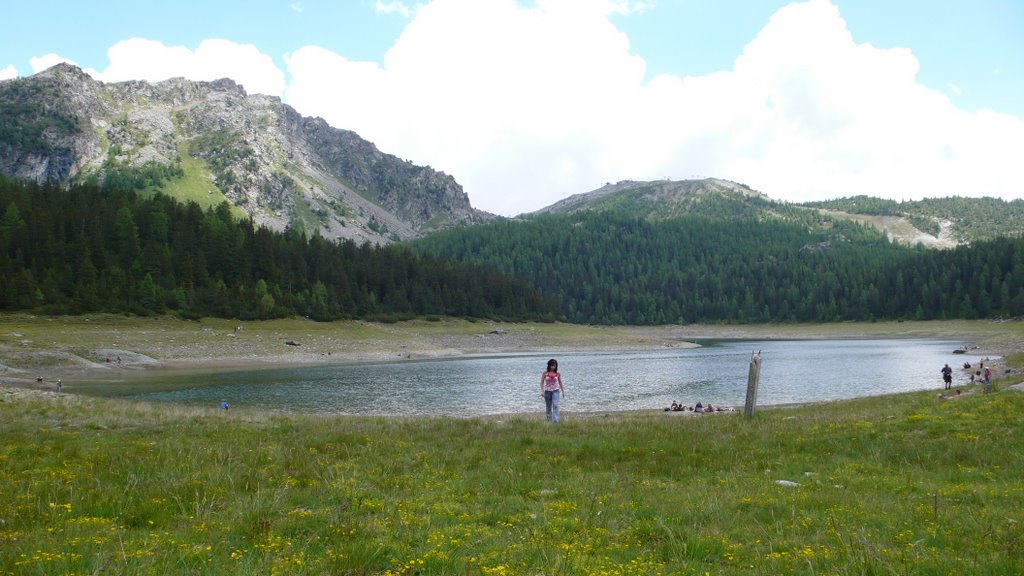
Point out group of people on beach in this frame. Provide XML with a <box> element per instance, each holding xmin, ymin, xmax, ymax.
<box><xmin>941</xmin><ymin>356</ymin><xmax>998</xmax><ymax>398</ymax></box>
<box><xmin>664</xmin><ymin>401</ymin><xmax>730</xmax><ymax>413</ymax></box>
<box><xmin>942</xmin><ymin>360</ymin><xmax>993</xmax><ymax>387</ymax></box>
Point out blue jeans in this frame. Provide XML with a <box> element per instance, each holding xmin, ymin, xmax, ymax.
<box><xmin>544</xmin><ymin>390</ymin><xmax>560</xmax><ymax>423</ymax></box>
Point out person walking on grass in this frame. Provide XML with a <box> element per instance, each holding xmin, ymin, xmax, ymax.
<box><xmin>540</xmin><ymin>358</ymin><xmax>565</xmax><ymax>423</ymax></box>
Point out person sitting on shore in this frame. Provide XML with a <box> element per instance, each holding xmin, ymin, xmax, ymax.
<box><xmin>694</xmin><ymin>402</ymin><xmax>704</xmax><ymax>413</ymax></box>
<box><xmin>665</xmin><ymin>401</ymin><xmax>679</xmax><ymax>412</ymax></box>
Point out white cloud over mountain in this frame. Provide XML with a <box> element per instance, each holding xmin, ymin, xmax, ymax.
<box><xmin>19</xmin><ymin>0</ymin><xmax>1024</xmax><ymax>215</ymax></box>
<box><xmin>284</xmin><ymin>0</ymin><xmax>1024</xmax><ymax>214</ymax></box>
<box><xmin>38</xmin><ymin>39</ymin><xmax>287</xmax><ymax>98</ymax></box>
<box><xmin>30</xmin><ymin>54</ymin><xmax>77</xmax><ymax>74</ymax></box>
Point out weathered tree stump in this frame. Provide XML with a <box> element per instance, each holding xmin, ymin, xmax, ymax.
<box><xmin>744</xmin><ymin>351</ymin><xmax>761</xmax><ymax>418</ymax></box>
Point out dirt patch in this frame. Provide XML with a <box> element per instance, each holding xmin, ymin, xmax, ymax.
<box><xmin>816</xmin><ymin>209</ymin><xmax>959</xmax><ymax>248</ymax></box>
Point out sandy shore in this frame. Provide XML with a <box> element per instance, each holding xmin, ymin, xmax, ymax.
<box><xmin>2</xmin><ymin>315</ymin><xmax>1022</xmax><ymax>393</ymax></box>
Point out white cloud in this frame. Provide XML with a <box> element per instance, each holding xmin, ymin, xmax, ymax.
<box><xmin>375</xmin><ymin>1</ymin><xmax>415</xmax><ymax>18</ymax></box>
<box><xmin>708</xmin><ymin>0</ymin><xmax>1024</xmax><ymax>204</ymax></box>
<box><xmin>287</xmin><ymin>0</ymin><xmax>647</xmax><ymax>214</ymax></box>
<box><xmin>30</xmin><ymin>54</ymin><xmax>79</xmax><ymax>73</ymax></box>
<box><xmin>605</xmin><ymin>0</ymin><xmax>655</xmax><ymax>15</ymax></box>
<box><xmin>88</xmin><ymin>38</ymin><xmax>286</xmax><ymax>96</ymax></box>
<box><xmin>290</xmin><ymin>2</ymin><xmax>304</xmax><ymax>13</ymax></box>
<box><xmin>0</xmin><ymin>64</ymin><xmax>17</xmax><ymax>80</ymax></box>
<box><xmin>284</xmin><ymin>0</ymin><xmax>1024</xmax><ymax>215</ymax></box>
<box><xmin>24</xmin><ymin>0</ymin><xmax>1018</xmax><ymax>215</ymax></box>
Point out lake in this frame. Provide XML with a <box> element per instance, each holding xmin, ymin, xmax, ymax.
<box><xmin>122</xmin><ymin>338</ymin><xmax>974</xmax><ymax>416</ymax></box>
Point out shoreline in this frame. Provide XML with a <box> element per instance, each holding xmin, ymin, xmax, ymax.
<box><xmin>2</xmin><ymin>316</ymin><xmax>1021</xmax><ymax>398</ymax></box>
<box><xmin>3</xmin><ymin>379</ymin><xmax>1006</xmax><ymax>423</ymax></box>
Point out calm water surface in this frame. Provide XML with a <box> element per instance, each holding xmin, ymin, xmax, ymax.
<box><xmin>125</xmin><ymin>339</ymin><xmax>972</xmax><ymax>416</ymax></box>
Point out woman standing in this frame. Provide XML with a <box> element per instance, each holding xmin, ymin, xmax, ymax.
<box><xmin>540</xmin><ymin>358</ymin><xmax>565</xmax><ymax>423</ymax></box>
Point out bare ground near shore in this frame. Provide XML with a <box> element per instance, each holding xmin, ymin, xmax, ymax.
<box><xmin>2</xmin><ymin>314</ymin><xmax>1022</xmax><ymax>391</ymax></box>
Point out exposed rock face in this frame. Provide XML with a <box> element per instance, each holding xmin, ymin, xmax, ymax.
<box><xmin>0</xmin><ymin>65</ymin><xmax>105</xmax><ymax>183</ymax></box>
<box><xmin>0</xmin><ymin>63</ymin><xmax>490</xmax><ymax>243</ymax></box>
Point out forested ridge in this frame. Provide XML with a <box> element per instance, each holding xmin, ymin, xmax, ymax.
<box><xmin>0</xmin><ymin>176</ymin><xmax>560</xmax><ymax>321</ymax></box>
<box><xmin>803</xmin><ymin>195</ymin><xmax>1024</xmax><ymax>243</ymax></box>
<box><xmin>411</xmin><ymin>212</ymin><xmax>1024</xmax><ymax>324</ymax></box>
<box><xmin>5</xmin><ymin>172</ymin><xmax>1023</xmax><ymax>326</ymax></box>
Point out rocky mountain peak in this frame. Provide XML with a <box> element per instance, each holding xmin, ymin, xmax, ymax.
<box><xmin>0</xmin><ymin>64</ymin><xmax>490</xmax><ymax>244</ymax></box>
<box><xmin>533</xmin><ymin>177</ymin><xmax>769</xmax><ymax>218</ymax></box>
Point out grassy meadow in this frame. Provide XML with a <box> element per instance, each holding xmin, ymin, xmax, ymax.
<box><xmin>2</xmin><ymin>376</ymin><xmax>1023</xmax><ymax>575</ymax></box>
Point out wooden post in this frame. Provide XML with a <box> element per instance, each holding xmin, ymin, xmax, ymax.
<box><xmin>744</xmin><ymin>351</ymin><xmax>761</xmax><ymax>418</ymax></box>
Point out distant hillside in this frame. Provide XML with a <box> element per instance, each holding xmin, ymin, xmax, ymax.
<box><xmin>406</xmin><ymin>178</ymin><xmax>1024</xmax><ymax>324</ymax></box>
<box><xmin>411</xmin><ymin>209</ymin><xmax>1024</xmax><ymax>325</ymax></box>
<box><xmin>802</xmin><ymin>196</ymin><xmax>1024</xmax><ymax>245</ymax></box>
<box><xmin>535</xmin><ymin>178</ymin><xmax>1024</xmax><ymax>248</ymax></box>
<box><xmin>535</xmin><ymin>178</ymin><xmax>775</xmax><ymax>219</ymax></box>
<box><xmin>0</xmin><ymin>64</ymin><xmax>491</xmax><ymax>244</ymax></box>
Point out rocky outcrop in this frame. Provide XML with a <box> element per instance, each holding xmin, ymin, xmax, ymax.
<box><xmin>293</xmin><ymin>112</ymin><xmax>479</xmax><ymax>229</ymax></box>
<box><xmin>0</xmin><ymin>65</ymin><xmax>105</xmax><ymax>183</ymax></box>
<box><xmin>0</xmin><ymin>63</ymin><xmax>490</xmax><ymax>243</ymax></box>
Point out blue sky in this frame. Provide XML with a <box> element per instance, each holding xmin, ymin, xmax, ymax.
<box><xmin>3</xmin><ymin>0</ymin><xmax>1022</xmax><ymax>215</ymax></box>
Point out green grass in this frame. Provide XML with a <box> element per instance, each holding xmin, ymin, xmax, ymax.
<box><xmin>290</xmin><ymin>190</ymin><xmax>323</xmax><ymax>234</ymax></box>
<box><xmin>149</xmin><ymin>143</ymin><xmax>237</xmax><ymax>212</ymax></box>
<box><xmin>2</xmin><ymin>379</ymin><xmax>1023</xmax><ymax>575</ymax></box>
<box><xmin>420</xmin><ymin>215</ymin><xmax>452</xmax><ymax>231</ymax></box>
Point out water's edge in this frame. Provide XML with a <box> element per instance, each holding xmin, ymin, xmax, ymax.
<box><xmin>115</xmin><ymin>338</ymin><xmax>970</xmax><ymax>417</ymax></box>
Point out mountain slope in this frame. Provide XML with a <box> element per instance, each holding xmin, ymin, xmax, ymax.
<box><xmin>412</xmin><ymin>179</ymin><xmax>1024</xmax><ymax>324</ymax></box>
<box><xmin>536</xmin><ymin>178</ymin><xmax>773</xmax><ymax>220</ymax></box>
<box><xmin>803</xmin><ymin>196</ymin><xmax>1024</xmax><ymax>245</ymax></box>
<box><xmin>411</xmin><ymin>208</ymin><xmax>1024</xmax><ymax>324</ymax></box>
<box><xmin>535</xmin><ymin>178</ymin><xmax>1024</xmax><ymax>247</ymax></box>
<box><xmin>0</xmin><ymin>64</ymin><xmax>490</xmax><ymax>243</ymax></box>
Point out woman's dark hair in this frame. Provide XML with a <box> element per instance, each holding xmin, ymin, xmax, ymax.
<box><xmin>546</xmin><ymin>358</ymin><xmax>558</xmax><ymax>371</ymax></box>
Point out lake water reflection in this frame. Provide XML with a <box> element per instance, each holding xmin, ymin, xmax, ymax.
<box><xmin>126</xmin><ymin>338</ymin><xmax>973</xmax><ymax>416</ymax></box>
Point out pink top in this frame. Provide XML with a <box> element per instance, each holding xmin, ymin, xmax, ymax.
<box><xmin>542</xmin><ymin>372</ymin><xmax>561</xmax><ymax>392</ymax></box>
